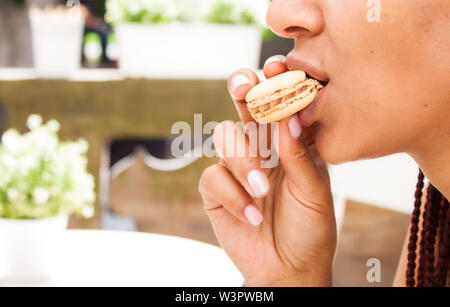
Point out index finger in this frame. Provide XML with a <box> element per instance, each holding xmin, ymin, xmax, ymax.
<box><xmin>227</xmin><ymin>70</ymin><xmax>273</xmax><ymax>160</ymax></box>
<box><xmin>227</xmin><ymin>56</ymin><xmax>289</xmax><ymax>125</ymax></box>
<box><xmin>263</xmin><ymin>55</ymin><xmax>288</xmax><ymax>79</ymax></box>
<box><xmin>227</xmin><ymin>69</ymin><xmax>260</xmax><ymax>125</ymax></box>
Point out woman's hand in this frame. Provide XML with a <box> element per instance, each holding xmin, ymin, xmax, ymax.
<box><xmin>199</xmin><ymin>56</ymin><xmax>337</xmax><ymax>286</ymax></box>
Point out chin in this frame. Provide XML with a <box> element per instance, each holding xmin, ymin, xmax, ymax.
<box><xmin>314</xmin><ymin>127</ymin><xmax>366</xmax><ymax>165</ymax></box>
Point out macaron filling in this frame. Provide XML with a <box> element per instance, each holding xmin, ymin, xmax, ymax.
<box><xmin>247</xmin><ymin>79</ymin><xmax>323</xmax><ymax>120</ymax></box>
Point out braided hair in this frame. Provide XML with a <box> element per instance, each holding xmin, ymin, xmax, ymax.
<box><xmin>406</xmin><ymin>169</ymin><xmax>450</xmax><ymax>287</ymax></box>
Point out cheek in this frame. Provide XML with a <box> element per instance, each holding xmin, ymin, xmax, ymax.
<box><xmin>316</xmin><ymin>0</ymin><xmax>450</xmax><ymax>162</ymax></box>
<box><xmin>315</xmin><ymin>84</ymin><xmax>414</xmax><ymax>164</ymax></box>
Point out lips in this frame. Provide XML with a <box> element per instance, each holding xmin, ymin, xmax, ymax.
<box><xmin>286</xmin><ymin>53</ymin><xmax>329</xmax><ymax>86</ymax></box>
<box><xmin>286</xmin><ymin>53</ymin><xmax>329</xmax><ymax>126</ymax></box>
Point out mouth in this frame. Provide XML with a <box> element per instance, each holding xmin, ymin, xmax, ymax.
<box><xmin>286</xmin><ymin>54</ymin><xmax>329</xmax><ymax>126</ymax></box>
<box><xmin>286</xmin><ymin>53</ymin><xmax>329</xmax><ymax>87</ymax></box>
<box><xmin>306</xmin><ymin>72</ymin><xmax>328</xmax><ymax>88</ymax></box>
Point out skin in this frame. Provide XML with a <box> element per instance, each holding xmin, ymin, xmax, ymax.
<box><xmin>199</xmin><ymin>0</ymin><xmax>450</xmax><ymax>286</ymax></box>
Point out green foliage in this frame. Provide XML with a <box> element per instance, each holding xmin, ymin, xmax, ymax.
<box><xmin>262</xmin><ymin>28</ymin><xmax>277</xmax><ymax>41</ymax></box>
<box><xmin>105</xmin><ymin>0</ymin><xmax>269</xmax><ymax>27</ymax></box>
<box><xmin>205</xmin><ymin>0</ymin><xmax>257</xmax><ymax>25</ymax></box>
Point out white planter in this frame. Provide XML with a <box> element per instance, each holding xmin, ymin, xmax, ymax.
<box><xmin>29</xmin><ymin>10</ymin><xmax>84</xmax><ymax>77</ymax></box>
<box><xmin>116</xmin><ymin>23</ymin><xmax>262</xmax><ymax>78</ymax></box>
<box><xmin>0</xmin><ymin>216</ymin><xmax>68</xmax><ymax>283</ymax></box>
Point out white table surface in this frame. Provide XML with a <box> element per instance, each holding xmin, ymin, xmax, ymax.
<box><xmin>0</xmin><ymin>230</ymin><xmax>244</xmax><ymax>287</ymax></box>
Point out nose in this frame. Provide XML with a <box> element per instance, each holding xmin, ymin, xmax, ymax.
<box><xmin>267</xmin><ymin>0</ymin><xmax>324</xmax><ymax>38</ymax></box>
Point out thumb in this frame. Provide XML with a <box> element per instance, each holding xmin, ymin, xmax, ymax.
<box><xmin>274</xmin><ymin>114</ymin><xmax>331</xmax><ymax>206</ymax></box>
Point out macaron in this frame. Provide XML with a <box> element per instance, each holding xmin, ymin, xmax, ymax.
<box><xmin>245</xmin><ymin>70</ymin><xmax>323</xmax><ymax>123</ymax></box>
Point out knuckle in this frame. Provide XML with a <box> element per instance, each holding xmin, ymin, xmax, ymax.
<box><xmin>244</xmin><ymin>157</ymin><xmax>256</xmax><ymax>167</ymax></box>
<box><xmin>213</xmin><ymin>120</ymin><xmax>235</xmax><ymax>139</ymax></box>
<box><xmin>213</xmin><ymin>121</ymin><xmax>238</xmax><ymax>157</ymax></box>
<box><xmin>199</xmin><ymin>164</ymin><xmax>222</xmax><ymax>194</ymax></box>
<box><xmin>292</xmin><ymin>148</ymin><xmax>310</xmax><ymax>163</ymax></box>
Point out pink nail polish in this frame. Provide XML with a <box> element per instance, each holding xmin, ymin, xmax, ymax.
<box><xmin>264</xmin><ymin>56</ymin><xmax>286</xmax><ymax>68</ymax></box>
<box><xmin>247</xmin><ymin>170</ymin><xmax>270</xmax><ymax>197</ymax></box>
<box><xmin>245</xmin><ymin>205</ymin><xmax>263</xmax><ymax>226</ymax></box>
<box><xmin>230</xmin><ymin>74</ymin><xmax>250</xmax><ymax>93</ymax></box>
<box><xmin>288</xmin><ymin>115</ymin><xmax>302</xmax><ymax>139</ymax></box>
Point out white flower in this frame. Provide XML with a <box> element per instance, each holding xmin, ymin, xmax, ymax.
<box><xmin>2</xmin><ymin>153</ymin><xmax>17</xmax><ymax>170</ymax></box>
<box><xmin>0</xmin><ymin>173</ymin><xmax>11</xmax><ymax>188</ymax></box>
<box><xmin>1</xmin><ymin>129</ymin><xmax>22</xmax><ymax>154</ymax></box>
<box><xmin>77</xmin><ymin>139</ymin><xmax>89</xmax><ymax>154</ymax></box>
<box><xmin>126</xmin><ymin>0</ymin><xmax>142</xmax><ymax>15</ymax></box>
<box><xmin>0</xmin><ymin>114</ymin><xmax>95</xmax><ymax>219</ymax></box>
<box><xmin>7</xmin><ymin>188</ymin><xmax>20</xmax><ymax>202</ymax></box>
<box><xmin>33</xmin><ymin>188</ymin><xmax>50</xmax><ymax>205</ymax></box>
<box><xmin>26</xmin><ymin>114</ymin><xmax>43</xmax><ymax>131</ymax></box>
<box><xmin>26</xmin><ymin>126</ymin><xmax>59</xmax><ymax>155</ymax></box>
<box><xmin>47</xmin><ymin>120</ymin><xmax>60</xmax><ymax>133</ymax></box>
<box><xmin>17</xmin><ymin>154</ymin><xmax>37</xmax><ymax>176</ymax></box>
<box><xmin>176</xmin><ymin>0</ymin><xmax>212</xmax><ymax>22</ymax></box>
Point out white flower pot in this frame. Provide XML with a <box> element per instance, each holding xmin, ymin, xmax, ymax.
<box><xmin>116</xmin><ymin>23</ymin><xmax>262</xmax><ymax>78</ymax></box>
<box><xmin>29</xmin><ymin>10</ymin><xmax>84</xmax><ymax>77</ymax></box>
<box><xmin>0</xmin><ymin>216</ymin><xmax>68</xmax><ymax>283</ymax></box>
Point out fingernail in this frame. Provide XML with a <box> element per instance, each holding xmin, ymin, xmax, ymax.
<box><xmin>230</xmin><ymin>74</ymin><xmax>250</xmax><ymax>94</ymax></box>
<box><xmin>247</xmin><ymin>170</ymin><xmax>270</xmax><ymax>197</ymax></box>
<box><xmin>245</xmin><ymin>205</ymin><xmax>263</xmax><ymax>226</ymax></box>
<box><xmin>288</xmin><ymin>115</ymin><xmax>302</xmax><ymax>139</ymax></box>
<box><xmin>264</xmin><ymin>56</ymin><xmax>286</xmax><ymax>68</ymax></box>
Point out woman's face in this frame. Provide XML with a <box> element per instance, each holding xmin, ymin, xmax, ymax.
<box><xmin>267</xmin><ymin>0</ymin><xmax>450</xmax><ymax>164</ymax></box>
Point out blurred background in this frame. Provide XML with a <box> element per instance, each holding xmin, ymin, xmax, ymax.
<box><xmin>0</xmin><ymin>0</ymin><xmax>421</xmax><ymax>286</ymax></box>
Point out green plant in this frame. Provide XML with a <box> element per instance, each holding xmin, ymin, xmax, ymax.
<box><xmin>105</xmin><ymin>0</ymin><xmax>270</xmax><ymax>28</ymax></box>
<box><xmin>262</xmin><ymin>28</ymin><xmax>277</xmax><ymax>41</ymax></box>
<box><xmin>105</xmin><ymin>0</ymin><xmax>178</xmax><ymax>24</ymax></box>
<box><xmin>205</xmin><ymin>0</ymin><xmax>256</xmax><ymax>25</ymax></box>
<box><xmin>0</xmin><ymin>115</ymin><xmax>95</xmax><ymax>219</ymax></box>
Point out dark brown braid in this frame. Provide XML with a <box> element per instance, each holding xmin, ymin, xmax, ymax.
<box><xmin>406</xmin><ymin>169</ymin><xmax>450</xmax><ymax>287</ymax></box>
<box><xmin>406</xmin><ymin>170</ymin><xmax>424</xmax><ymax>287</ymax></box>
<box><xmin>416</xmin><ymin>184</ymin><xmax>433</xmax><ymax>286</ymax></box>
<box><xmin>435</xmin><ymin>198</ymin><xmax>449</xmax><ymax>286</ymax></box>
<box><xmin>423</xmin><ymin>186</ymin><xmax>442</xmax><ymax>286</ymax></box>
